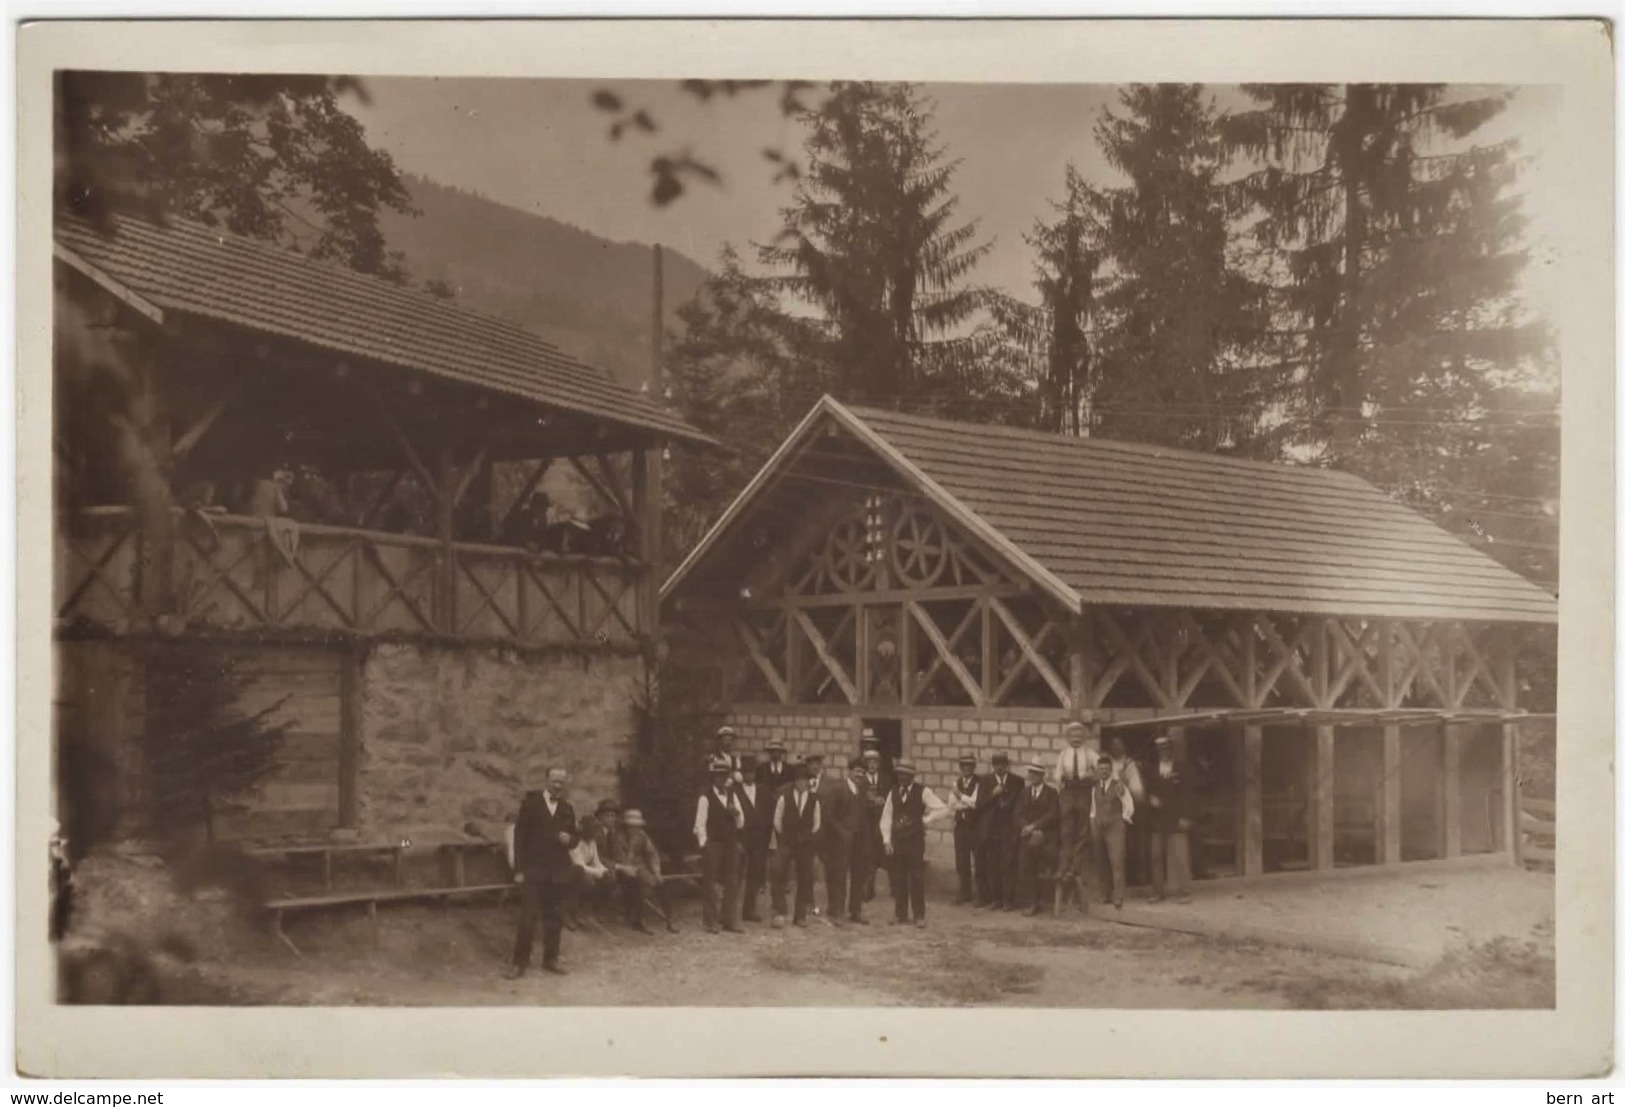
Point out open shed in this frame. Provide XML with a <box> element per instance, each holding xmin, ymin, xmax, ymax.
<box><xmin>54</xmin><ymin>212</ymin><xmax>710</xmax><ymax>845</ymax></box>
<box><xmin>662</xmin><ymin>396</ymin><xmax>1556</xmax><ymax>879</ymax></box>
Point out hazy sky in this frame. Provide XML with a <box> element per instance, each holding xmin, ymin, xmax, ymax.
<box><xmin>347</xmin><ymin>77</ymin><xmax>1560</xmax><ymax>315</ymax></box>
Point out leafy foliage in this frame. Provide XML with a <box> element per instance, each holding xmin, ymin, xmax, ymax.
<box><xmin>56</xmin><ymin>72</ymin><xmax>417</xmax><ymax>281</ymax></box>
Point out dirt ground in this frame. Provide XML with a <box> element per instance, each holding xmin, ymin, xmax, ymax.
<box><xmin>153</xmin><ymin>893</ymin><xmax>1552</xmax><ymax>1010</ymax></box>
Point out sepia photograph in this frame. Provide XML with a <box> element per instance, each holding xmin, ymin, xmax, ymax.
<box><xmin>15</xmin><ymin>17</ymin><xmax>1613</xmax><ymax>1079</ymax></box>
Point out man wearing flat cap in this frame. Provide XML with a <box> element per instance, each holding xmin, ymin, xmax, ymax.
<box><xmin>1052</xmin><ymin>721</ymin><xmax>1101</xmax><ymax>901</ymax></box>
<box><xmin>879</xmin><ymin>761</ymin><xmax>950</xmax><ymax>927</ymax></box>
<box><xmin>693</xmin><ymin>756</ymin><xmax>746</xmax><ymax>934</ymax></box>
<box><xmin>1015</xmin><ymin>762</ymin><xmax>1062</xmax><ymax>916</ymax></box>
<box><xmin>979</xmin><ymin>752</ymin><xmax>1021</xmax><ymax>910</ymax></box>
<box><xmin>946</xmin><ymin>751</ymin><xmax>985</xmax><ymax>905</ymax></box>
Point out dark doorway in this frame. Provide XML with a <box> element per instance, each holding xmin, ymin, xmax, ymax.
<box><xmin>864</xmin><ymin>718</ymin><xmax>903</xmax><ymax>762</ymax></box>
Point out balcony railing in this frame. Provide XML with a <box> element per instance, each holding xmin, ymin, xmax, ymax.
<box><xmin>55</xmin><ymin>507</ymin><xmax>645</xmax><ymax>649</ymax></box>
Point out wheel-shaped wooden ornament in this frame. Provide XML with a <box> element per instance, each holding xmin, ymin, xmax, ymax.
<box><xmin>891</xmin><ymin>507</ymin><xmax>949</xmax><ymax>587</ymax></box>
<box><xmin>823</xmin><ymin>515</ymin><xmax>876</xmax><ymax>592</ymax></box>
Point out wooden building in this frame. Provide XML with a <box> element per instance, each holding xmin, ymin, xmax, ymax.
<box><xmin>662</xmin><ymin>397</ymin><xmax>1556</xmax><ymax>878</ymax></box>
<box><xmin>53</xmin><ymin>213</ymin><xmax>708</xmax><ymax>844</ymax></box>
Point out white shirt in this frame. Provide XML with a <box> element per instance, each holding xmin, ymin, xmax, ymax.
<box><xmin>570</xmin><ymin>837</ymin><xmax>607</xmax><ymax>878</ymax></box>
<box><xmin>772</xmin><ymin>789</ymin><xmax>822</xmax><ymax>847</ymax></box>
<box><xmin>543</xmin><ymin>794</ymin><xmax>559</xmax><ymax>817</ymax></box>
<box><xmin>1091</xmin><ymin>777</ymin><xmax>1136</xmax><ymax>825</ymax></box>
<box><xmin>1053</xmin><ymin>744</ymin><xmax>1100</xmax><ymax>784</ymax></box>
<box><xmin>879</xmin><ymin>784</ymin><xmax>950</xmax><ymax>849</ymax></box>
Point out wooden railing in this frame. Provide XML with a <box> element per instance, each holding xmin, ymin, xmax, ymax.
<box><xmin>55</xmin><ymin>507</ymin><xmax>645</xmax><ymax>649</ymax></box>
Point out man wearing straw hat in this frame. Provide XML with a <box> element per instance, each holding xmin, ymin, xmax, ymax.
<box><xmin>693</xmin><ymin>756</ymin><xmax>746</xmax><ymax>934</ymax></box>
<box><xmin>711</xmin><ymin>724</ymin><xmax>744</xmax><ymax>785</ymax></box>
<box><xmin>1015</xmin><ymin>761</ymin><xmax>1062</xmax><ymax>916</ymax></box>
<box><xmin>879</xmin><ymin>760</ymin><xmax>950</xmax><ymax>927</ymax></box>
<box><xmin>1145</xmin><ymin>732</ymin><xmax>1195</xmax><ymax>904</ymax></box>
<box><xmin>611</xmin><ymin>808</ymin><xmax>679</xmax><ymax>934</ymax></box>
<box><xmin>759</xmin><ymin>736</ymin><xmax>795</xmax><ymax>798</ymax></box>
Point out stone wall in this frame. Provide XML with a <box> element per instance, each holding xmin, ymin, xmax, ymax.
<box><xmin>358</xmin><ymin>643</ymin><xmax>643</xmax><ymax>841</ymax></box>
<box><xmin>910</xmin><ymin>715</ymin><xmax>1067</xmax><ymax>851</ymax></box>
<box><xmin>725</xmin><ymin>711</ymin><xmax>858</xmax><ymax>765</ymax></box>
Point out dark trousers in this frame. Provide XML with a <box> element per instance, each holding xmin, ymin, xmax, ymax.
<box><xmin>740</xmin><ymin>842</ymin><xmax>769</xmax><ymax>920</ymax></box>
<box><xmin>999</xmin><ymin>831</ymin><xmax>1022</xmax><ymax>907</ymax></box>
<box><xmin>979</xmin><ymin>828</ymin><xmax>1015</xmax><ymax>906</ymax></box>
<box><xmin>1094</xmin><ymin>820</ymin><xmax>1127</xmax><ymax>905</ymax></box>
<box><xmin>953</xmin><ymin>818</ymin><xmax>978</xmax><ymax>901</ymax></box>
<box><xmin>772</xmin><ymin>844</ymin><xmax>818</xmax><ymax>922</ymax></box>
<box><xmin>864</xmin><ymin>820</ymin><xmax>886</xmax><ymax>899</ymax></box>
<box><xmin>1151</xmin><ymin>828</ymin><xmax>1192</xmax><ymax>899</ymax></box>
<box><xmin>1016</xmin><ymin>835</ymin><xmax>1056</xmax><ymax>910</ymax></box>
<box><xmin>824</xmin><ymin>836</ymin><xmax>868</xmax><ymax>920</ymax></box>
<box><xmin>512</xmin><ymin>873</ymin><xmax>565</xmax><ymax>970</ymax></box>
<box><xmin>618</xmin><ymin>870</ymin><xmax>674</xmax><ymax>925</ymax></box>
<box><xmin>701</xmin><ymin>839</ymin><xmax>741</xmax><ymax>930</ymax></box>
<box><xmin>890</xmin><ymin>849</ymin><xmax>927</xmax><ymax>921</ymax></box>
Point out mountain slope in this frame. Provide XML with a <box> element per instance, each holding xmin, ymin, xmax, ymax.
<box><xmin>380</xmin><ymin>173</ymin><xmax>711</xmax><ymax>390</ymax></box>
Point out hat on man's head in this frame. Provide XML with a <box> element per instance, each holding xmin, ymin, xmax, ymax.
<box><xmin>622</xmin><ymin>808</ymin><xmax>647</xmax><ymax>828</ymax></box>
<box><xmin>1024</xmin><ymin>762</ymin><xmax>1047</xmax><ymax>777</ymax></box>
<box><xmin>991</xmin><ymin>752</ymin><xmax>1010</xmax><ymax>766</ymax></box>
<box><xmin>1064</xmin><ymin>720</ymin><xmax>1090</xmax><ymax>738</ymax></box>
<box><xmin>765</xmin><ymin>737</ymin><xmax>787</xmax><ymax>753</ymax></box>
<box><xmin>716</xmin><ymin>724</ymin><xmax>737</xmax><ymax>739</ymax></box>
<box><xmin>706</xmin><ymin>755</ymin><xmax>733</xmax><ymax>774</ymax></box>
<box><xmin>862</xmin><ymin>748</ymin><xmax>881</xmax><ymax>761</ymax></box>
<box><xmin>958</xmin><ymin>751</ymin><xmax>978</xmax><ymax>765</ymax></box>
<box><xmin>596</xmin><ymin>798</ymin><xmax>621</xmax><ymax>815</ymax></box>
<box><xmin>804</xmin><ymin>751</ymin><xmax>826</xmax><ymax>764</ymax></box>
<box><xmin>847</xmin><ymin>755</ymin><xmax>866</xmax><ymax>771</ymax></box>
<box><xmin>1154</xmin><ymin>733</ymin><xmax>1174</xmax><ymax>748</ymax></box>
<box><xmin>893</xmin><ymin>760</ymin><xmax>917</xmax><ymax>776</ymax></box>
<box><xmin>860</xmin><ymin>729</ymin><xmax>879</xmax><ymax>747</ymax></box>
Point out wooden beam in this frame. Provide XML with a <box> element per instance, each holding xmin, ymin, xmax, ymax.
<box><xmin>988</xmin><ymin>597</ymin><xmax>1070</xmax><ymax>708</ymax></box>
<box><xmin>172</xmin><ymin>387</ymin><xmax>243</xmax><ymax>461</ymax></box>
<box><xmin>450</xmin><ymin>444</ymin><xmax>492</xmax><ymax>510</ymax></box>
<box><xmin>1442</xmin><ymin>723</ymin><xmax>1464</xmax><ymax>859</ymax></box>
<box><xmin>981</xmin><ymin>595</ymin><xmax>996</xmax><ymax>702</ymax></box>
<box><xmin>1379</xmin><ymin>724</ymin><xmax>1403</xmax><ymax>864</ymax></box>
<box><xmin>735</xmin><ymin>617</ymin><xmax>791</xmax><ymax>704</ymax></box>
<box><xmin>1068</xmin><ymin>613</ymin><xmax>1088</xmax><ymax>711</ymax></box>
<box><xmin>793</xmin><ymin>608</ymin><xmax>859</xmax><ymax>705</ymax></box>
<box><xmin>1242</xmin><ymin>725</ymin><xmax>1264</xmax><ymax>877</ymax></box>
<box><xmin>1310</xmin><ymin>725</ymin><xmax>1335</xmax><ymax>871</ymax></box>
<box><xmin>567</xmin><ymin>455</ymin><xmax>624</xmax><ymax>515</ymax></box>
<box><xmin>360</xmin><ymin>386</ymin><xmax>441</xmax><ymax>505</ymax></box>
<box><xmin>436</xmin><ymin>442</ymin><xmax>458</xmax><ymax>631</ymax></box>
<box><xmin>593</xmin><ymin>454</ymin><xmax>634</xmax><ymax>517</ymax></box>
<box><xmin>494</xmin><ymin>458</ymin><xmax>555</xmax><ymax>536</ymax></box>
<box><xmin>633</xmin><ymin>447</ymin><xmax>658</xmax><ymax>642</ymax></box>
<box><xmin>1503</xmin><ymin>721</ymin><xmax>1521</xmax><ymax>866</ymax></box>
<box><xmin>769</xmin><ymin>582</ymin><xmax>1029</xmax><ymax>608</ymax></box>
<box><xmin>908</xmin><ymin>600</ymin><xmax>985</xmax><ymax>707</ymax></box>
<box><xmin>1097</xmin><ymin>609</ymin><xmax>1175</xmax><ymax>709</ymax></box>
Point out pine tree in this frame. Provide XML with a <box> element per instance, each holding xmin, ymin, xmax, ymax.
<box><xmin>757</xmin><ymin>81</ymin><xmax>994</xmax><ymax>406</ymax></box>
<box><xmin>1222</xmin><ymin>84</ymin><xmax>1545</xmax><ymax>469</ymax></box>
<box><xmin>1087</xmin><ymin>84</ymin><xmax>1276</xmax><ymax>453</ymax></box>
<box><xmin>1025</xmin><ymin>165</ymin><xmax>1100</xmax><ymax>436</ymax></box>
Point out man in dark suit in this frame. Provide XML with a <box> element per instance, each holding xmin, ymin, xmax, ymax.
<box><xmin>1145</xmin><ymin>732</ymin><xmax>1194</xmax><ymax>904</ymax></box>
<box><xmin>947</xmin><ymin>751</ymin><xmax>984</xmax><ymax>905</ymax></box>
<box><xmin>758</xmin><ymin>737</ymin><xmax>795</xmax><ymax>798</ymax></box>
<box><xmin>1014</xmin><ymin>761</ymin><xmax>1062</xmax><ymax>916</ymax></box>
<box><xmin>978</xmin><ymin>752</ymin><xmax>1021</xmax><ymax>910</ymax></box>
<box><xmin>735</xmin><ymin>754</ymin><xmax>773</xmax><ymax>923</ymax></box>
<box><xmin>506</xmin><ymin>766</ymin><xmax>579</xmax><ymax>978</ymax></box>
<box><xmin>820</xmin><ymin>755</ymin><xmax>871</xmax><ymax>926</ymax></box>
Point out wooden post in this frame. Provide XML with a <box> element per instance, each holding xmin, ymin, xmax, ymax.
<box><xmin>1310</xmin><ymin>725</ymin><xmax>1335</xmax><ymax>870</ymax></box>
<box><xmin>633</xmin><ymin>447</ymin><xmax>659</xmax><ymax>641</ymax></box>
<box><xmin>1504</xmin><ymin>721</ymin><xmax>1522</xmax><ymax>866</ymax></box>
<box><xmin>1442</xmin><ymin>723</ymin><xmax>1464</xmax><ymax>859</ymax></box>
<box><xmin>855</xmin><ymin>603</ymin><xmax>870</xmax><ymax>703</ymax></box>
<box><xmin>1068</xmin><ymin>613</ymin><xmax>1088</xmax><ymax>713</ymax></box>
<box><xmin>981</xmin><ymin>598</ymin><xmax>995</xmax><ymax>703</ymax></box>
<box><xmin>437</xmin><ymin>443</ymin><xmax>458</xmax><ymax>634</ymax></box>
<box><xmin>1242</xmin><ymin>725</ymin><xmax>1264</xmax><ymax>876</ymax></box>
<box><xmin>338</xmin><ymin>649</ymin><xmax>362</xmax><ymax>829</ymax></box>
<box><xmin>1379</xmin><ymin>724</ymin><xmax>1403</xmax><ymax>864</ymax></box>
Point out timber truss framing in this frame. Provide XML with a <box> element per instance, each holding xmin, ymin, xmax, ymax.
<box><xmin>728</xmin><ymin>495</ymin><xmax>1522</xmax><ymax>713</ymax></box>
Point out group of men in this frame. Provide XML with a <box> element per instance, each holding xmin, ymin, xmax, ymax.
<box><xmin>691</xmin><ymin>726</ymin><xmax>939</xmax><ymax>932</ymax></box>
<box><xmin>505</xmin><ymin>719</ymin><xmax>1198</xmax><ymax>980</ymax></box>
<box><xmin>504</xmin><ymin>768</ymin><xmax>677</xmax><ymax>980</ymax></box>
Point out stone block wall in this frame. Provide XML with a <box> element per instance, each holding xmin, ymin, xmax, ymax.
<box><xmin>911</xmin><ymin>715</ymin><xmax>1067</xmax><ymax>852</ymax></box>
<box><xmin>725</xmin><ymin>711</ymin><xmax>858</xmax><ymax>765</ymax></box>
<box><xmin>358</xmin><ymin>643</ymin><xmax>643</xmax><ymax>841</ymax></box>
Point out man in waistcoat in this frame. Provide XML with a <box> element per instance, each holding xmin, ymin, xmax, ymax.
<box><xmin>759</xmin><ymin>737</ymin><xmax>795</xmax><ymax>798</ymax></box>
<box><xmin>1015</xmin><ymin>761</ymin><xmax>1062</xmax><ymax>916</ymax></box>
<box><xmin>1146</xmin><ymin>732</ymin><xmax>1195</xmax><ymax>904</ymax></box>
<box><xmin>1052</xmin><ymin>721</ymin><xmax>1100</xmax><ymax>900</ymax></box>
<box><xmin>506</xmin><ymin>766</ymin><xmax>578</xmax><ymax>979</ymax></box>
<box><xmin>735</xmin><ymin>754</ymin><xmax>773</xmax><ymax>923</ymax></box>
<box><xmin>979</xmin><ymin>752</ymin><xmax>1021</xmax><ymax>910</ymax></box>
<box><xmin>879</xmin><ymin>761</ymin><xmax>950</xmax><ymax>927</ymax></box>
<box><xmin>820</xmin><ymin>755</ymin><xmax>872</xmax><ymax>926</ymax></box>
<box><xmin>859</xmin><ymin>744</ymin><xmax>888</xmax><ymax>903</ymax></box>
<box><xmin>693</xmin><ymin>757</ymin><xmax>746</xmax><ymax>935</ymax></box>
<box><xmin>947</xmin><ymin>751</ymin><xmax>984</xmax><ymax>905</ymax></box>
<box><xmin>771</xmin><ymin>763</ymin><xmax>823</xmax><ymax>928</ymax></box>
<box><xmin>1091</xmin><ymin>754</ymin><xmax>1136</xmax><ymax>910</ymax></box>
<box><xmin>711</xmin><ymin>725</ymin><xmax>744</xmax><ymax>785</ymax></box>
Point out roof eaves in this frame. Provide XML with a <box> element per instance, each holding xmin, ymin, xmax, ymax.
<box><xmin>54</xmin><ymin>243</ymin><xmax>166</xmax><ymax>325</ymax></box>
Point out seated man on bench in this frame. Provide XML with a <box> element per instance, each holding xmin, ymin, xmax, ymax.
<box><xmin>566</xmin><ymin>811</ymin><xmax>615</xmax><ymax>930</ymax></box>
<box><xmin>608</xmin><ymin>808</ymin><xmax>679</xmax><ymax>934</ymax></box>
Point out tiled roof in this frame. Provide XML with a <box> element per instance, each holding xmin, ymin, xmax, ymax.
<box><xmin>54</xmin><ymin>213</ymin><xmax>711</xmax><ymax>445</ymax></box>
<box><xmin>664</xmin><ymin>397</ymin><xmax>1557</xmax><ymax>624</ymax></box>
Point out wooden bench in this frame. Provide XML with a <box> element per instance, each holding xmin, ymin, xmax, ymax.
<box><xmin>266</xmin><ymin>882</ymin><xmax>514</xmax><ymax>955</ymax></box>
